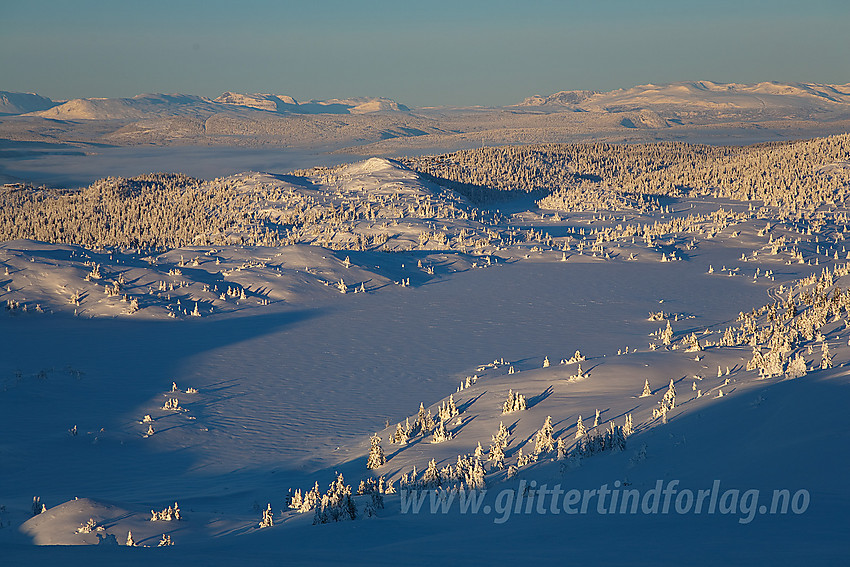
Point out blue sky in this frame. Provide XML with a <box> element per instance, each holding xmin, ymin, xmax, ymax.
<box><xmin>2</xmin><ymin>0</ymin><xmax>848</xmax><ymax>107</ymax></box>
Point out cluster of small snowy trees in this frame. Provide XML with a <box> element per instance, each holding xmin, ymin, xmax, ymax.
<box><xmin>287</xmin><ymin>473</ymin><xmax>395</xmax><ymax>523</ymax></box>
<box><xmin>398</xmin><ymin>453</ymin><xmax>486</xmax><ymax>491</ymax></box>
<box><xmin>389</xmin><ymin>397</ymin><xmax>459</xmax><ymax>447</ymax></box>
<box><xmin>574</xmin><ymin>420</ymin><xmax>629</xmax><ymax>457</ymax></box>
<box><xmin>501</xmin><ymin>389</ymin><xmax>527</xmax><ymax>413</ymax></box>
<box><xmin>150</xmin><ymin>502</ymin><xmax>181</xmax><ymax>522</ymax></box>
<box><xmin>729</xmin><ymin>264</ymin><xmax>850</xmax><ymax>379</ymax></box>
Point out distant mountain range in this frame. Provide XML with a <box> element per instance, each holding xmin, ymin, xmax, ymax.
<box><xmin>4</xmin><ymin>81</ymin><xmax>850</xmax><ymax>121</ymax></box>
<box><xmin>516</xmin><ymin>80</ymin><xmax>850</xmax><ymax>113</ymax></box>
<box><xmin>0</xmin><ymin>91</ymin><xmax>410</xmax><ymax>119</ymax></box>
<box><xmin>4</xmin><ymin>81</ymin><xmax>850</xmax><ymax>161</ymax></box>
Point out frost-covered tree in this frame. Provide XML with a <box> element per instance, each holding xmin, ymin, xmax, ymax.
<box><xmin>259</xmin><ymin>503</ymin><xmax>274</xmax><ymax>528</ymax></box>
<box><xmin>575</xmin><ymin>415</ymin><xmax>586</xmax><ymax>439</ymax></box>
<box><xmin>431</xmin><ymin>419</ymin><xmax>452</xmax><ymax>443</ymax></box>
<box><xmin>366</xmin><ymin>433</ymin><xmax>386</xmax><ymax>469</ymax></box>
<box><xmin>556</xmin><ymin>438</ymin><xmax>568</xmax><ymax>460</ymax></box>
<box><xmin>390</xmin><ymin>421</ymin><xmax>410</xmax><ymax>444</ymax></box>
<box><xmin>126</xmin><ymin>531</ymin><xmax>135</xmax><ymax>547</ymax></box>
<box><xmin>533</xmin><ymin>416</ymin><xmax>555</xmax><ymax>455</ymax></box>
<box><xmin>661</xmin><ymin>321</ymin><xmax>674</xmax><ymax>345</ymax></box>
<box><xmin>662</xmin><ymin>379</ymin><xmax>676</xmax><ymax>410</ymax></box>
<box><xmin>821</xmin><ymin>342</ymin><xmax>833</xmax><ymax>369</ymax></box>
<box><xmin>422</xmin><ymin>459</ymin><xmax>442</xmax><ymax>488</ymax></box>
<box><xmin>501</xmin><ymin>389</ymin><xmax>527</xmax><ymax>413</ymax></box>
<box><xmin>787</xmin><ymin>352</ymin><xmax>808</xmax><ymax>378</ymax></box>
<box><xmin>623</xmin><ymin>413</ymin><xmax>634</xmax><ymax>437</ymax></box>
<box><xmin>640</xmin><ymin>379</ymin><xmax>652</xmax><ymax>397</ymax></box>
<box><xmin>31</xmin><ymin>496</ymin><xmax>44</xmax><ymax>516</ymax></box>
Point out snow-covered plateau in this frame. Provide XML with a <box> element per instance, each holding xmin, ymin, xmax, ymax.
<box><xmin>1</xmin><ymin>131</ymin><xmax>849</xmax><ymax>565</ymax></box>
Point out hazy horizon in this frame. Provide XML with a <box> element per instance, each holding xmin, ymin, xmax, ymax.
<box><xmin>2</xmin><ymin>0</ymin><xmax>848</xmax><ymax>107</ymax></box>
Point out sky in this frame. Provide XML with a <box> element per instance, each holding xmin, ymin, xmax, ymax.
<box><xmin>2</xmin><ymin>0</ymin><xmax>849</xmax><ymax>108</ymax></box>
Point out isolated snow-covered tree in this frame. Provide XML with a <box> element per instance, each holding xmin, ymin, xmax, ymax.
<box><xmin>640</xmin><ymin>379</ymin><xmax>652</xmax><ymax>397</ymax></box>
<box><xmin>593</xmin><ymin>408</ymin><xmax>600</xmax><ymax>428</ymax></box>
<box><xmin>259</xmin><ymin>503</ymin><xmax>274</xmax><ymax>528</ymax></box>
<box><xmin>366</xmin><ymin>433</ymin><xmax>386</xmax><ymax>468</ymax></box>
<box><xmin>125</xmin><ymin>531</ymin><xmax>135</xmax><ymax>547</ymax></box>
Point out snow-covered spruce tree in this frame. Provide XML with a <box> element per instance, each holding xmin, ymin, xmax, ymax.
<box><xmin>474</xmin><ymin>441</ymin><xmax>484</xmax><ymax>460</ymax></box>
<box><xmin>432</xmin><ymin>419</ymin><xmax>452</xmax><ymax>443</ymax></box>
<box><xmin>126</xmin><ymin>531</ymin><xmax>135</xmax><ymax>546</ymax></box>
<box><xmin>786</xmin><ymin>352</ymin><xmax>808</xmax><ymax>379</ymax></box>
<box><xmin>556</xmin><ymin>438</ymin><xmax>568</xmax><ymax>460</ymax></box>
<box><xmin>575</xmin><ymin>415</ymin><xmax>586</xmax><ymax>439</ymax></box>
<box><xmin>640</xmin><ymin>379</ymin><xmax>652</xmax><ymax>397</ymax></box>
<box><xmin>661</xmin><ymin>321</ymin><xmax>673</xmax><ymax>346</ymax></box>
<box><xmin>623</xmin><ymin>414</ymin><xmax>634</xmax><ymax>438</ymax></box>
<box><xmin>422</xmin><ymin>459</ymin><xmax>442</xmax><ymax>489</ymax></box>
<box><xmin>259</xmin><ymin>503</ymin><xmax>274</xmax><ymax>528</ymax></box>
<box><xmin>492</xmin><ymin>421</ymin><xmax>509</xmax><ymax>449</ymax></box>
<box><xmin>366</xmin><ymin>433</ymin><xmax>386</xmax><ymax>468</ymax></box>
<box><xmin>300</xmin><ymin>482</ymin><xmax>321</xmax><ymax>513</ymax></box>
<box><xmin>414</xmin><ymin>403</ymin><xmax>435</xmax><ymax>436</ymax></box>
<box><xmin>822</xmin><ymin>342</ymin><xmax>834</xmax><ymax>369</ymax></box>
<box><xmin>662</xmin><ymin>379</ymin><xmax>676</xmax><ymax>410</ymax></box>
<box><xmin>593</xmin><ymin>408</ymin><xmax>600</xmax><ymax>428</ymax></box>
<box><xmin>288</xmin><ymin>489</ymin><xmax>303</xmax><ymax>511</ymax></box>
<box><xmin>438</xmin><ymin>395</ymin><xmax>459</xmax><ymax>422</ymax></box>
<box><xmin>501</xmin><ymin>389</ymin><xmax>527</xmax><ymax>413</ymax></box>
<box><xmin>488</xmin><ymin>441</ymin><xmax>505</xmax><ymax>470</ymax></box>
<box><xmin>390</xmin><ymin>421</ymin><xmax>410</xmax><ymax>444</ymax></box>
<box><xmin>533</xmin><ymin>416</ymin><xmax>555</xmax><ymax>456</ymax></box>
